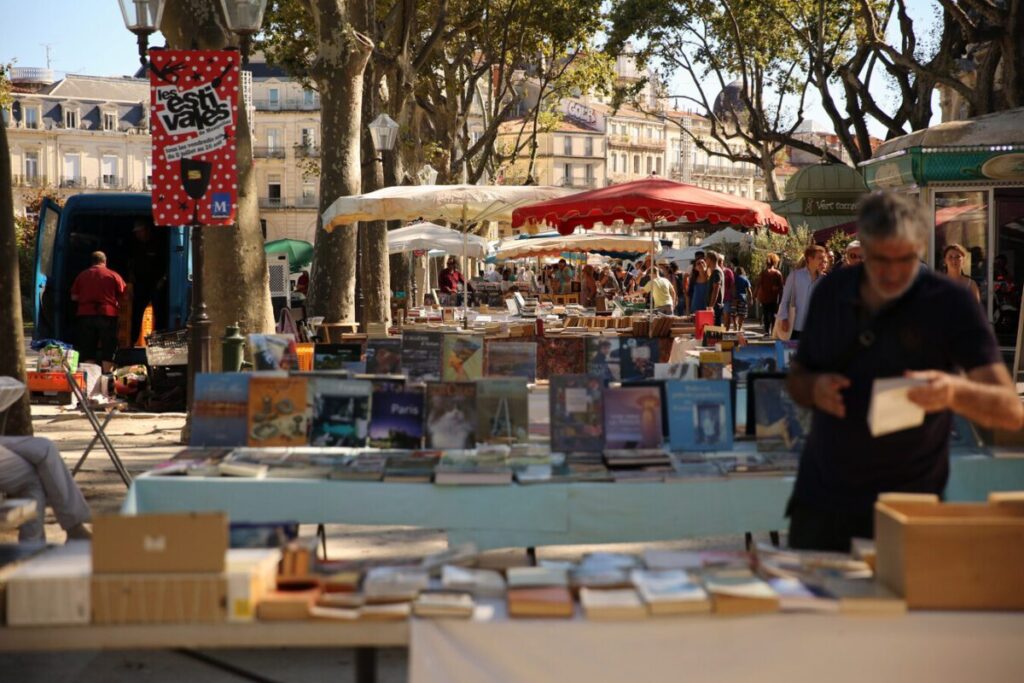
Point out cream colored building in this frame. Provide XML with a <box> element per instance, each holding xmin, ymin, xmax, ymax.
<box><xmin>664</xmin><ymin>109</ymin><xmax>765</xmax><ymax>200</ymax></box>
<box><xmin>4</xmin><ymin>68</ymin><xmax>152</xmax><ymax>216</ymax></box>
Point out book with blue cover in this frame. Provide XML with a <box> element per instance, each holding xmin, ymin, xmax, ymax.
<box><xmin>666</xmin><ymin>380</ymin><xmax>733</xmax><ymax>452</ymax></box>
<box><xmin>368</xmin><ymin>382</ymin><xmax>424</xmax><ymax>449</ymax></box>
<box><xmin>586</xmin><ymin>338</ymin><xmax>621</xmax><ymax>381</ymax></box>
<box><xmin>775</xmin><ymin>340</ymin><xmax>799</xmax><ymax>371</ymax></box>
<box><xmin>309</xmin><ymin>378</ymin><xmax>372</xmax><ymax>447</ymax></box>
<box><xmin>753</xmin><ymin>376</ymin><xmax>811</xmax><ymax>452</ymax></box>
<box><xmin>619</xmin><ymin>338</ymin><xmax>659</xmax><ymax>381</ymax></box>
<box><xmin>603</xmin><ymin>385</ymin><xmax>663</xmax><ymax>449</ymax></box>
<box><xmin>313</xmin><ymin>343</ymin><xmax>363</xmax><ymax>370</ymax></box>
<box><xmin>191</xmin><ymin>373</ymin><xmax>251</xmax><ymax>447</ymax></box>
<box><xmin>402</xmin><ymin>331</ymin><xmax>444</xmax><ymax>382</ymax></box>
<box><xmin>733</xmin><ymin>344</ymin><xmax>778</xmax><ymax>383</ymax></box>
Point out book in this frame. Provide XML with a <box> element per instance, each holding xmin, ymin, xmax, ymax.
<box><xmin>701</xmin><ymin>325</ymin><xmax>727</xmax><ymax>347</ymax></box>
<box><xmin>365</xmin><ymin>338</ymin><xmax>403</xmax><ymax>375</ymax></box>
<box><xmin>586</xmin><ymin>338</ymin><xmax>621</xmax><ymax>381</ymax></box>
<box><xmin>309</xmin><ymin>378</ymin><xmax>372</xmax><ymax>447</ymax></box>
<box><xmin>313</xmin><ymin>343</ymin><xmax>363</xmax><ymax>371</ymax></box>
<box><xmin>401</xmin><ymin>331</ymin><xmax>444</xmax><ymax>382</ymax></box>
<box><xmin>536</xmin><ymin>337</ymin><xmax>586</xmax><ymax>380</ymax></box>
<box><xmin>579</xmin><ymin>587</ymin><xmax>647</xmax><ymax>620</ymax></box>
<box><xmin>666</xmin><ymin>380</ymin><xmax>733</xmax><ymax>452</ymax></box>
<box><xmin>249</xmin><ymin>334</ymin><xmax>300</xmax><ymax>370</ymax></box>
<box><xmin>506</xmin><ymin>566</ymin><xmax>569</xmax><ymax>588</ymax></box>
<box><xmin>255</xmin><ymin>588</ymin><xmax>319</xmax><ymax>621</ymax></box>
<box><xmin>868</xmin><ymin>377</ymin><xmax>927</xmax><ymax>437</ymax></box>
<box><xmin>816</xmin><ymin>577</ymin><xmax>907</xmax><ymax>615</ymax></box>
<box><xmin>247</xmin><ymin>374</ymin><xmax>310</xmax><ymax>447</ymax></box>
<box><xmin>549</xmin><ymin>375</ymin><xmax>606</xmax><ymax>453</ymax></box>
<box><xmin>476</xmin><ymin>378</ymin><xmax>529</xmax><ymax>444</ymax></box>
<box><xmin>603</xmin><ymin>448</ymin><xmax>672</xmax><ymax>468</ymax></box>
<box><xmin>442</xmin><ymin>333</ymin><xmax>485</xmax><ymax>381</ymax></box>
<box><xmin>329</xmin><ymin>452</ymin><xmax>387</xmax><ymax>481</ymax></box>
<box><xmin>732</xmin><ymin>344</ymin><xmax>779</xmax><ymax>383</ymax></box>
<box><xmin>425</xmin><ymin>382</ymin><xmax>477</xmax><ymax>449</ymax></box>
<box><xmin>619</xmin><ymin>338</ymin><xmax>660</xmax><ymax>381</ymax></box>
<box><xmin>190</xmin><ymin>374</ymin><xmax>250</xmax><ymax>447</ymax></box>
<box><xmin>703</xmin><ymin>569</ymin><xmax>780</xmax><ymax>615</ymax></box>
<box><xmin>413</xmin><ymin>591</ymin><xmax>475</xmax><ymax>618</ymax></box>
<box><xmin>654</xmin><ymin>359</ymin><xmax>700</xmax><ymax>380</ymax></box>
<box><xmin>434</xmin><ymin>452</ymin><xmax>513</xmax><ymax>485</ymax></box>
<box><xmin>570</xmin><ymin>566</ymin><xmax>633</xmax><ymax>591</ymax></box>
<box><xmin>217</xmin><ymin>461</ymin><xmax>268</xmax><ymax>478</ymax></box>
<box><xmin>483</xmin><ymin>340</ymin><xmax>538</xmax><ymax>382</ymax></box>
<box><xmin>775</xmin><ymin>339</ymin><xmax>799</xmax><ymax>370</ymax></box>
<box><xmin>368</xmin><ymin>384</ymin><xmax>425</xmax><ymax>449</ymax></box>
<box><xmin>767</xmin><ymin>577</ymin><xmax>840</xmax><ymax>613</ymax></box>
<box><xmin>753</xmin><ymin>377</ymin><xmax>811</xmax><ymax>452</ymax></box>
<box><xmin>441</xmin><ymin>565</ymin><xmax>506</xmax><ymax>598</ymax></box>
<box><xmin>698</xmin><ymin>351</ymin><xmax>731</xmax><ymax>380</ymax></box>
<box><xmin>363</xmin><ymin>566</ymin><xmax>430</xmax><ymax>602</ymax></box>
<box><xmin>359</xmin><ymin>602</ymin><xmax>413</xmax><ymax>620</ymax></box>
<box><xmin>603</xmin><ymin>385</ymin><xmax>663</xmax><ymax>449</ymax></box>
<box><xmin>630</xmin><ymin>569</ymin><xmax>711</xmax><ymax>615</ymax></box>
<box><xmin>382</xmin><ymin>451</ymin><xmax>440</xmax><ymax>483</ymax></box>
<box><xmin>507</xmin><ymin>586</ymin><xmax>574</xmax><ymax>618</ymax></box>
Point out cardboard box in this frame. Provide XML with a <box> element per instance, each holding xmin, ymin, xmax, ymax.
<box><xmin>226</xmin><ymin>548</ymin><xmax>281</xmax><ymax>623</ymax></box>
<box><xmin>92</xmin><ymin>512</ymin><xmax>228</xmax><ymax>574</ymax></box>
<box><xmin>875</xmin><ymin>492</ymin><xmax>1024</xmax><ymax>610</ymax></box>
<box><xmin>92</xmin><ymin>574</ymin><xmax>226</xmax><ymax>624</ymax></box>
<box><xmin>6</xmin><ymin>542</ymin><xmax>91</xmax><ymax>626</ymax></box>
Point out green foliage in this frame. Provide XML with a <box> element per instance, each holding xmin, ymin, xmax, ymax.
<box><xmin>749</xmin><ymin>224</ymin><xmax>812</xmax><ymax>279</ymax></box>
<box><xmin>825</xmin><ymin>230</ymin><xmax>853</xmax><ymax>261</ymax></box>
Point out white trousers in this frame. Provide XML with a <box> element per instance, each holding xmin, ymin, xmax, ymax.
<box><xmin>0</xmin><ymin>436</ymin><xmax>91</xmax><ymax>541</ymax></box>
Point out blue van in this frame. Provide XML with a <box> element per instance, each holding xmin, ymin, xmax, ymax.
<box><xmin>33</xmin><ymin>193</ymin><xmax>191</xmax><ymax>346</ymax></box>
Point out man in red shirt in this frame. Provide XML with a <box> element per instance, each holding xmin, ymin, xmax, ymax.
<box><xmin>70</xmin><ymin>251</ymin><xmax>126</xmax><ymax>368</ymax></box>
<box><xmin>437</xmin><ymin>257</ymin><xmax>468</xmax><ymax>305</ymax></box>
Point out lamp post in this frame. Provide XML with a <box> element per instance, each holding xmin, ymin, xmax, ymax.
<box><xmin>219</xmin><ymin>0</ymin><xmax>268</xmax><ymax>67</ymax></box>
<box><xmin>117</xmin><ymin>0</ymin><xmax>166</xmax><ymax>71</ymax></box>
<box><xmin>360</xmin><ymin>113</ymin><xmax>400</xmax><ymax>327</ymax></box>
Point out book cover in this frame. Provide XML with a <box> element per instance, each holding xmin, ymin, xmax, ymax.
<box><xmin>309</xmin><ymin>378</ymin><xmax>372</xmax><ymax>447</ymax></box>
<box><xmin>247</xmin><ymin>374</ymin><xmax>310</xmax><ymax>447</ymax></box>
<box><xmin>701</xmin><ymin>325</ymin><xmax>727</xmax><ymax>347</ymax></box>
<box><xmin>249</xmin><ymin>334</ymin><xmax>299</xmax><ymax>370</ymax></box>
<box><xmin>619</xmin><ymin>338</ymin><xmax>660</xmax><ymax>381</ymax></box>
<box><xmin>434</xmin><ymin>451</ymin><xmax>513</xmax><ymax>485</ymax></box>
<box><xmin>603</xmin><ymin>385</ymin><xmax>663</xmax><ymax>449</ymax></box>
<box><xmin>425</xmin><ymin>382</ymin><xmax>477</xmax><ymax>449</ymax></box>
<box><xmin>368</xmin><ymin>384</ymin><xmax>424</xmax><ymax>449</ymax></box>
<box><xmin>699</xmin><ymin>351</ymin><xmax>731</xmax><ymax>380</ymax></box>
<box><xmin>630</xmin><ymin>569</ymin><xmax>711</xmax><ymax>615</ymax></box>
<box><xmin>191</xmin><ymin>373</ymin><xmax>250</xmax><ymax>447</ymax></box>
<box><xmin>775</xmin><ymin>339</ymin><xmax>799</xmax><ymax>370</ymax></box>
<box><xmin>365</xmin><ymin>338</ymin><xmax>403</xmax><ymax>375</ymax></box>
<box><xmin>476</xmin><ymin>378</ymin><xmax>529</xmax><ymax>443</ymax></box>
<box><xmin>484</xmin><ymin>340</ymin><xmax>537</xmax><ymax>381</ymax></box>
<box><xmin>666</xmin><ymin>380</ymin><xmax>733</xmax><ymax>452</ymax></box>
<box><xmin>753</xmin><ymin>377</ymin><xmax>811</xmax><ymax>452</ymax></box>
<box><xmin>549</xmin><ymin>374</ymin><xmax>605</xmax><ymax>453</ymax></box>
<box><xmin>579</xmin><ymin>587</ymin><xmax>647</xmax><ymax>620</ymax></box>
<box><xmin>313</xmin><ymin>343</ymin><xmax>363</xmax><ymax>371</ymax></box>
<box><xmin>507</xmin><ymin>586</ymin><xmax>574</xmax><ymax>618</ymax></box>
<box><xmin>536</xmin><ymin>337</ymin><xmax>585</xmax><ymax>380</ymax></box>
<box><xmin>442</xmin><ymin>333</ymin><xmax>484</xmax><ymax>381</ymax></box>
<box><xmin>654</xmin><ymin>359</ymin><xmax>700</xmax><ymax>380</ymax></box>
<box><xmin>401</xmin><ymin>331</ymin><xmax>444</xmax><ymax>382</ymax></box>
<box><xmin>586</xmin><ymin>338</ymin><xmax>621</xmax><ymax>381</ymax></box>
<box><xmin>732</xmin><ymin>344</ymin><xmax>779</xmax><ymax>383</ymax></box>
<box><xmin>382</xmin><ymin>451</ymin><xmax>441</xmax><ymax>482</ymax></box>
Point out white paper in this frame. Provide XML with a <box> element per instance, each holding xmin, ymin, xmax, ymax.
<box><xmin>868</xmin><ymin>377</ymin><xmax>927</xmax><ymax>437</ymax></box>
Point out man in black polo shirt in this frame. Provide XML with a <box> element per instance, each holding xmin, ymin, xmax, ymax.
<box><xmin>786</xmin><ymin>192</ymin><xmax>1023</xmax><ymax>551</ymax></box>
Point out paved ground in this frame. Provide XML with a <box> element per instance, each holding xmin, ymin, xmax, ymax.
<box><xmin>3</xmin><ymin>391</ymin><xmax>758</xmax><ymax>682</ymax></box>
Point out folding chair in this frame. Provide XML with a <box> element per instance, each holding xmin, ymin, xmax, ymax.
<box><xmin>62</xmin><ymin>359</ymin><xmax>132</xmax><ymax>488</ymax></box>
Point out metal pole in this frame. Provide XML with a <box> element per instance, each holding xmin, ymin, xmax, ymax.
<box><xmin>187</xmin><ymin>222</ymin><xmax>212</xmax><ymax>410</ymax></box>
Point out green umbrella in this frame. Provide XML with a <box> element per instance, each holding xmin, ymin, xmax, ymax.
<box><xmin>263</xmin><ymin>239</ymin><xmax>313</xmax><ymax>273</ymax></box>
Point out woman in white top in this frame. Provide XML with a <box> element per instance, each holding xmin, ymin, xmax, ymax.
<box><xmin>942</xmin><ymin>243</ymin><xmax>981</xmax><ymax>303</ymax></box>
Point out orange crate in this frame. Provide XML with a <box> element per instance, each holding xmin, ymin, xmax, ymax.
<box><xmin>27</xmin><ymin>371</ymin><xmax>85</xmax><ymax>393</ymax></box>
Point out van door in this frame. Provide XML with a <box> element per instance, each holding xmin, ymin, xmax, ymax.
<box><xmin>166</xmin><ymin>226</ymin><xmax>190</xmax><ymax>330</ymax></box>
<box><xmin>33</xmin><ymin>198</ymin><xmax>62</xmax><ymax>338</ymax></box>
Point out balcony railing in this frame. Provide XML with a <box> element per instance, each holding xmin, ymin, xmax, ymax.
<box><xmin>294</xmin><ymin>144</ymin><xmax>321</xmax><ymax>159</ymax></box>
<box><xmin>253</xmin><ymin>97</ymin><xmax>320</xmax><ymax>112</ymax></box>
<box><xmin>254</xmin><ymin>146</ymin><xmax>287</xmax><ymax>159</ymax></box>
<box><xmin>562</xmin><ymin>178</ymin><xmax>598</xmax><ymax>189</ymax></box>
<box><xmin>295</xmin><ymin>196</ymin><xmax>319</xmax><ymax>208</ymax></box>
<box><xmin>259</xmin><ymin>196</ymin><xmax>284</xmax><ymax>209</ymax></box>
<box><xmin>12</xmin><ymin>174</ymin><xmax>50</xmax><ymax>187</ymax></box>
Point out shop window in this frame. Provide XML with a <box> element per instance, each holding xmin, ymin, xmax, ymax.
<box><xmin>935</xmin><ymin>190</ymin><xmax>989</xmax><ymax>314</ymax></box>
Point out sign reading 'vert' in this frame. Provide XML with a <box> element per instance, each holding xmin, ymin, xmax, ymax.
<box><xmin>149</xmin><ymin>50</ymin><xmax>239</xmax><ymax>227</ymax></box>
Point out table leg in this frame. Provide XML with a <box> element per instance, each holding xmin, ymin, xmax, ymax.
<box><xmin>527</xmin><ymin>546</ymin><xmax>537</xmax><ymax>566</ymax></box>
<box><xmin>175</xmin><ymin>649</ymin><xmax>280</xmax><ymax>682</ymax></box>
<box><xmin>354</xmin><ymin>647</ymin><xmax>377</xmax><ymax>683</ymax></box>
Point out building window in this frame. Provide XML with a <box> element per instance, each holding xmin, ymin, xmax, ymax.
<box><xmin>563</xmin><ymin>136</ymin><xmax>572</xmax><ymax>156</ymax></box>
<box><xmin>24</xmin><ymin>106</ymin><xmax>40</xmax><ymax>129</ymax></box>
<box><xmin>268</xmin><ymin>88</ymin><xmax>280</xmax><ymax>108</ymax></box>
<box><xmin>302</xmin><ymin>182</ymin><xmax>316</xmax><ymax>205</ymax></box>
<box><xmin>144</xmin><ymin>157</ymin><xmax>153</xmax><ymax>188</ymax></box>
<box><xmin>303</xmin><ymin>90</ymin><xmax>315</xmax><ymax>108</ymax></box>
<box><xmin>646</xmin><ymin>156</ymin><xmax>653</xmax><ymax>175</ymax></box>
<box><xmin>101</xmin><ymin>155</ymin><xmax>118</xmax><ymax>187</ymax></box>
<box><xmin>655</xmin><ymin>157</ymin><xmax>662</xmax><ymax>176</ymax></box>
<box><xmin>267</xmin><ymin>174</ymin><xmax>282</xmax><ymax>206</ymax></box>
<box><xmin>267</xmin><ymin>128</ymin><xmax>281</xmax><ymax>149</ymax></box>
<box><xmin>611</xmin><ymin>153</ymin><xmax>617</xmax><ymax>173</ymax></box>
<box><xmin>633</xmin><ymin>155</ymin><xmax>640</xmax><ymax>174</ymax></box>
<box><xmin>300</xmin><ymin>127</ymin><xmax>316</xmax><ymax>148</ymax></box>
<box><xmin>64</xmin><ymin>107</ymin><xmax>79</xmax><ymax>129</ymax></box>
<box><xmin>24</xmin><ymin>151</ymin><xmax>39</xmax><ymax>180</ymax></box>
<box><xmin>62</xmin><ymin>153</ymin><xmax>81</xmax><ymax>186</ymax></box>
<box><xmin>584</xmin><ymin>163</ymin><xmax>594</xmax><ymax>185</ymax></box>
<box><xmin>103</xmin><ymin>111</ymin><xmax>117</xmax><ymax>131</ymax></box>
<box><xmin>585</xmin><ymin>137</ymin><xmax>593</xmax><ymax>156</ymax></box>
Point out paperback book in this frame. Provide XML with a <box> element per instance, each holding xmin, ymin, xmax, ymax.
<box><xmin>425</xmin><ymin>382</ymin><xmax>477</xmax><ymax>449</ymax></box>
<box><xmin>603</xmin><ymin>385</ymin><xmax>663</xmax><ymax>449</ymax></box>
<box><xmin>433</xmin><ymin>451</ymin><xmax>513</xmax><ymax>485</ymax></box>
<box><xmin>365</xmin><ymin>338</ymin><xmax>403</xmax><ymax>375</ymax></box>
<box><xmin>483</xmin><ymin>340</ymin><xmax>537</xmax><ymax>381</ymax></box>
<box><xmin>476</xmin><ymin>378</ymin><xmax>529</xmax><ymax>443</ymax></box>
<box><xmin>536</xmin><ymin>337</ymin><xmax>586</xmax><ymax>380</ymax></box>
<box><xmin>442</xmin><ymin>333</ymin><xmax>485</xmax><ymax>381</ymax></box>
<box><xmin>619</xmin><ymin>338</ymin><xmax>660</xmax><ymax>381</ymax></box>
<box><xmin>247</xmin><ymin>374</ymin><xmax>310</xmax><ymax>447</ymax></box>
<box><xmin>313</xmin><ymin>343</ymin><xmax>363</xmax><ymax>371</ymax></box>
<box><xmin>382</xmin><ymin>451</ymin><xmax>441</xmax><ymax>483</ymax></box>
<box><xmin>401</xmin><ymin>331</ymin><xmax>444</xmax><ymax>382</ymax></box>
<box><xmin>732</xmin><ymin>344</ymin><xmax>779</xmax><ymax>383</ymax></box>
<box><xmin>775</xmin><ymin>339</ymin><xmax>799</xmax><ymax>370</ymax></box>
<box><xmin>549</xmin><ymin>375</ymin><xmax>605</xmax><ymax>453</ymax></box>
<box><xmin>368</xmin><ymin>383</ymin><xmax>424</xmax><ymax>449</ymax></box>
<box><xmin>586</xmin><ymin>338</ymin><xmax>621</xmax><ymax>381</ymax></box>
<box><xmin>249</xmin><ymin>334</ymin><xmax>300</xmax><ymax>370</ymax></box>
<box><xmin>699</xmin><ymin>351</ymin><xmax>732</xmax><ymax>380</ymax></box>
<box><xmin>654</xmin><ymin>359</ymin><xmax>700</xmax><ymax>380</ymax></box>
<box><xmin>191</xmin><ymin>373</ymin><xmax>250</xmax><ymax>447</ymax></box>
<box><xmin>666</xmin><ymin>380</ymin><xmax>733</xmax><ymax>452</ymax></box>
<box><xmin>630</xmin><ymin>569</ymin><xmax>711</xmax><ymax>615</ymax></box>
<box><xmin>308</xmin><ymin>378</ymin><xmax>372</xmax><ymax>447</ymax></box>
<box><xmin>753</xmin><ymin>377</ymin><xmax>811</xmax><ymax>452</ymax></box>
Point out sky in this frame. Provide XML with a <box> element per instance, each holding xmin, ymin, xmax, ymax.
<box><xmin>2</xmin><ymin>0</ymin><xmax>940</xmax><ymax>138</ymax></box>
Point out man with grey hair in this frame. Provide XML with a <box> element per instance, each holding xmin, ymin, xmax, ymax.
<box><xmin>785</xmin><ymin>192</ymin><xmax>1022</xmax><ymax>551</ymax></box>
<box><xmin>844</xmin><ymin>240</ymin><xmax>862</xmax><ymax>267</ymax></box>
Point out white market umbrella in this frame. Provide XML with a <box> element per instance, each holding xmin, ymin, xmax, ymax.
<box><xmin>495</xmin><ymin>233</ymin><xmax>660</xmax><ymax>261</ymax></box>
<box><xmin>388</xmin><ymin>222</ymin><xmax>489</xmax><ymax>259</ymax></box>
<box><xmin>657</xmin><ymin>246</ymin><xmax>702</xmax><ymax>265</ymax></box>
<box><xmin>699</xmin><ymin>226</ymin><xmax>751</xmax><ymax>247</ymax></box>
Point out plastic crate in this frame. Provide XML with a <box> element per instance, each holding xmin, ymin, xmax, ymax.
<box><xmin>145</xmin><ymin>330</ymin><xmax>189</xmax><ymax>366</ymax></box>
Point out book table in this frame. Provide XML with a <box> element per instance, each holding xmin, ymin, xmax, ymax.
<box><xmin>121</xmin><ymin>452</ymin><xmax>1024</xmax><ymax>550</ymax></box>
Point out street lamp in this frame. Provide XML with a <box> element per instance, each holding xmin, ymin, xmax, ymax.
<box><xmin>218</xmin><ymin>0</ymin><xmax>268</xmax><ymax>66</ymax></box>
<box><xmin>416</xmin><ymin>164</ymin><xmax>439</xmax><ymax>186</ymax></box>
<box><xmin>358</xmin><ymin>113</ymin><xmax>400</xmax><ymax>326</ymax></box>
<box><xmin>117</xmin><ymin>0</ymin><xmax>165</xmax><ymax>70</ymax></box>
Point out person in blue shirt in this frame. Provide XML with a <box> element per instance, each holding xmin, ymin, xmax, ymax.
<box><xmin>732</xmin><ymin>266</ymin><xmax>752</xmax><ymax>331</ymax></box>
<box><xmin>778</xmin><ymin>245</ymin><xmax>826</xmax><ymax>340</ymax></box>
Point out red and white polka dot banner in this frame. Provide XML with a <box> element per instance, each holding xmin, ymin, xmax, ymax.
<box><xmin>149</xmin><ymin>49</ymin><xmax>238</xmax><ymax>227</ymax></box>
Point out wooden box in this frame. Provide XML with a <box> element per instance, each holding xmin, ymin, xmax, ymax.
<box><xmin>874</xmin><ymin>492</ymin><xmax>1024</xmax><ymax>610</ymax></box>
